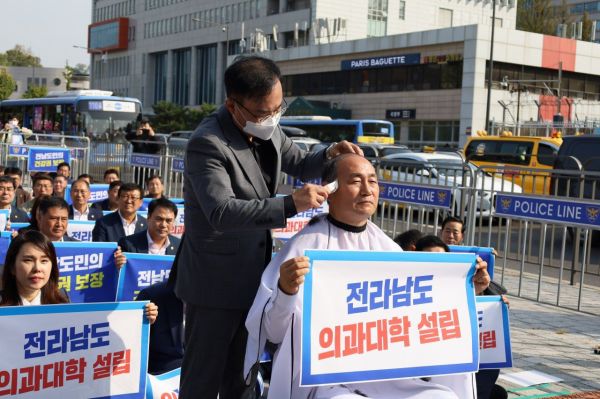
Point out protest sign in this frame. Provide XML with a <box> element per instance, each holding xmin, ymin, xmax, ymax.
<box><xmin>476</xmin><ymin>296</ymin><xmax>512</xmax><ymax>369</ymax></box>
<box><xmin>27</xmin><ymin>147</ymin><xmax>71</xmax><ymax>172</ymax></box>
<box><xmin>146</xmin><ymin>368</ymin><xmax>180</xmax><ymax>399</ymax></box>
<box><xmin>0</xmin><ymin>301</ymin><xmax>149</xmax><ymax>398</ymax></box>
<box><xmin>67</xmin><ymin>221</ymin><xmax>96</xmax><ymax>242</ymax></box>
<box><xmin>65</xmin><ymin>184</ymin><xmax>109</xmax><ymax>205</ymax></box>
<box><xmin>54</xmin><ymin>242</ymin><xmax>119</xmax><ymax>303</ymax></box>
<box><xmin>116</xmin><ymin>253</ymin><xmax>175</xmax><ymax>301</ymax></box>
<box><xmin>449</xmin><ymin>245</ymin><xmax>495</xmax><ymax>280</ymax></box>
<box><xmin>0</xmin><ymin>209</ymin><xmax>8</xmax><ymax>232</ymax></box>
<box><xmin>301</xmin><ymin>250</ymin><xmax>478</xmax><ymax>386</ymax></box>
<box><xmin>0</xmin><ymin>231</ymin><xmax>11</xmax><ymax>266</ymax></box>
<box><xmin>272</xmin><ymin>203</ymin><xmax>328</xmax><ymax>242</ymax></box>
<box><xmin>172</xmin><ymin>205</ymin><xmax>184</xmax><ymax>238</ymax></box>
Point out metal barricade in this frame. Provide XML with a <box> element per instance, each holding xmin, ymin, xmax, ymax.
<box><xmin>0</xmin><ymin>133</ymin><xmax>90</xmax><ymax>187</ymax></box>
<box><xmin>88</xmin><ymin>135</ymin><xmax>132</xmax><ymax>183</ymax></box>
<box><xmin>164</xmin><ymin>138</ymin><xmax>187</xmax><ymax>198</ymax></box>
<box><xmin>469</xmin><ymin>164</ymin><xmax>600</xmax><ymax>315</ymax></box>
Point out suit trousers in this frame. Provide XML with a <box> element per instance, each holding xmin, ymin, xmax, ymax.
<box><xmin>179</xmin><ymin>305</ymin><xmax>248</xmax><ymax>399</ymax></box>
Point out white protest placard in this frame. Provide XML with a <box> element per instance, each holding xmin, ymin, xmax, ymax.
<box><xmin>67</xmin><ymin>220</ymin><xmax>96</xmax><ymax>242</ymax></box>
<box><xmin>0</xmin><ymin>301</ymin><xmax>149</xmax><ymax>398</ymax></box>
<box><xmin>146</xmin><ymin>368</ymin><xmax>180</xmax><ymax>398</ymax></box>
<box><xmin>476</xmin><ymin>296</ymin><xmax>512</xmax><ymax>369</ymax></box>
<box><xmin>172</xmin><ymin>205</ymin><xmax>184</xmax><ymax>239</ymax></box>
<box><xmin>272</xmin><ymin>202</ymin><xmax>328</xmax><ymax>241</ymax></box>
<box><xmin>0</xmin><ymin>209</ymin><xmax>8</xmax><ymax>232</ymax></box>
<box><xmin>301</xmin><ymin>250</ymin><xmax>479</xmax><ymax>386</ymax></box>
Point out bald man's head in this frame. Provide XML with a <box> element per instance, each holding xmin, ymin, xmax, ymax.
<box><xmin>325</xmin><ymin>154</ymin><xmax>379</xmax><ymax>226</ymax></box>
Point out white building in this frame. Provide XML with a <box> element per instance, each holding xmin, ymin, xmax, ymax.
<box><xmin>1</xmin><ymin>66</ymin><xmax>67</xmax><ymax>99</ymax></box>
<box><xmin>89</xmin><ymin>0</ymin><xmax>600</xmax><ymax>147</ymax></box>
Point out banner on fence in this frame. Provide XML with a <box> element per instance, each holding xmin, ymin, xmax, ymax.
<box><xmin>146</xmin><ymin>368</ymin><xmax>180</xmax><ymax>399</ymax></box>
<box><xmin>116</xmin><ymin>253</ymin><xmax>175</xmax><ymax>301</ymax></box>
<box><xmin>27</xmin><ymin>147</ymin><xmax>71</xmax><ymax>172</ymax></box>
<box><xmin>476</xmin><ymin>296</ymin><xmax>512</xmax><ymax>369</ymax></box>
<box><xmin>378</xmin><ymin>182</ymin><xmax>452</xmax><ymax>209</ymax></box>
<box><xmin>131</xmin><ymin>154</ymin><xmax>161</xmax><ymax>169</ymax></box>
<box><xmin>0</xmin><ymin>301</ymin><xmax>149</xmax><ymax>398</ymax></box>
<box><xmin>301</xmin><ymin>250</ymin><xmax>478</xmax><ymax>386</ymax></box>
<box><xmin>54</xmin><ymin>242</ymin><xmax>119</xmax><ymax>303</ymax></box>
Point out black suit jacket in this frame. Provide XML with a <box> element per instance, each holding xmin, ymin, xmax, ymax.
<box><xmin>68</xmin><ymin>205</ymin><xmax>104</xmax><ymax>221</ymax></box>
<box><xmin>62</xmin><ymin>234</ymin><xmax>79</xmax><ymax>242</ymax></box>
<box><xmin>136</xmin><ymin>282</ymin><xmax>184</xmax><ymax>374</ymax></box>
<box><xmin>92</xmin><ymin>199</ymin><xmax>112</xmax><ymax>211</ymax></box>
<box><xmin>92</xmin><ymin>211</ymin><xmax>147</xmax><ymax>242</ymax></box>
<box><xmin>9</xmin><ymin>206</ymin><xmax>30</xmax><ymax>223</ymax></box>
<box><xmin>117</xmin><ymin>231</ymin><xmax>181</xmax><ymax>255</ymax></box>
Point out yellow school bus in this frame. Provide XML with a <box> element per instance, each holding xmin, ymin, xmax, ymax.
<box><xmin>463</xmin><ymin>134</ymin><xmax>562</xmax><ymax>194</ymax></box>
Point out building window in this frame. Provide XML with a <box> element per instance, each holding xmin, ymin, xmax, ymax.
<box><xmin>399</xmin><ymin>0</ymin><xmax>406</xmax><ymax>20</ymax></box>
<box><xmin>172</xmin><ymin>48</ymin><xmax>191</xmax><ymax>106</ymax></box>
<box><xmin>491</xmin><ymin>17</ymin><xmax>503</xmax><ymax>27</ymax></box>
<box><xmin>438</xmin><ymin>8</ymin><xmax>453</xmax><ymax>28</ymax></box>
<box><xmin>196</xmin><ymin>44</ymin><xmax>217</xmax><ymax>104</ymax></box>
<box><xmin>367</xmin><ymin>0</ymin><xmax>388</xmax><ymax>37</ymax></box>
<box><xmin>153</xmin><ymin>52</ymin><xmax>168</xmax><ymax>103</ymax></box>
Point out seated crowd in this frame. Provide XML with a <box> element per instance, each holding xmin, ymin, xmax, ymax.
<box><xmin>0</xmin><ymin>159</ymin><xmax>507</xmax><ymax>399</ymax></box>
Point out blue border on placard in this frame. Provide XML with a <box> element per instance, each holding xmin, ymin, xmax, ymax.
<box><xmin>146</xmin><ymin>368</ymin><xmax>181</xmax><ymax>398</ymax></box>
<box><xmin>116</xmin><ymin>253</ymin><xmax>175</xmax><ymax>301</ymax></box>
<box><xmin>0</xmin><ymin>301</ymin><xmax>151</xmax><ymax>399</ymax></box>
<box><xmin>301</xmin><ymin>250</ymin><xmax>478</xmax><ymax>386</ymax></box>
<box><xmin>476</xmin><ymin>296</ymin><xmax>513</xmax><ymax>369</ymax></box>
<box><xmin>53</xmin><ymin>241</ymin><xmax>118</xmax><ymax>250</ymax></box>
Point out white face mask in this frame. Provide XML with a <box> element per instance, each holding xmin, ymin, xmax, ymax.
<box><xmin>242</xmin><ymin>112</ymin><xmax>281</xmax><ymax>140</ymax></box>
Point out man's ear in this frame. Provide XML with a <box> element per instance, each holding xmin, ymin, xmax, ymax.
<box><xmin>224</xmin><ymin>98</ymin><xmax>235</xmax><ymax>113</ymax></box>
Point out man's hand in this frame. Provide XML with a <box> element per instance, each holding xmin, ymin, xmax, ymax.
<box><xmin>114</xmin><ymin>246</ymin><xmax>127</xmax><ymax>270</ymax></box>
<box><xmin>327</xmin><ymin>140</ymin><xmax>364</xmax><ymax>158</ymax></box>
<box><xmin>5</xmin><ymin>220</ymin><xmax>10</xmax><ymax>232</ymax></box>
<box><xmin>473</xmin><ymin>256</ymin><xmax>491</xmax><ymax>294</ymax></box>
<box><xmin>292</xmin><ymin>184</ymin><xmax>329</xmax><ymax>213</ymax></box>
<box><xmin>278</xmin><ymin>256</ymin><xmax>310</xmax><ymax>295</ymax></box>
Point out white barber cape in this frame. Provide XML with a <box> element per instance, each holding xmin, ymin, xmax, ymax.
<box><xmin>244</xmin><ymin>214</ymin><xmax>476</xmax><ymax>399</ymax></box>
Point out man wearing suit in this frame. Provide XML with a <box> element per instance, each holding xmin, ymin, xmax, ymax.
<box><xmin>175</xmin><ymin>55</ymin><xmax>361</xmax><ymax>398</ymax></box>
<box><xmin>118</xmin><ymin>197</ymin><xmax>181</xmax><ymax>255</ymax></box>
<box><xmin>35</xmin><ymin>196</ymin><xmax>78</xmax><ymax>242</ymax></box>
<box><xmin>93</xmin><ymin>180</ymin><xmax>122</xmax><ymax>212</ymax></box>
<box><xmin>0</xmin><ymin>176</ymin><xmax>29</xmax><ymax>225</ymax></box>
<box><xmin>92</xmin><ymin>182</ymin><xmax>147</xmax><ymax>242</ymax></box>
<box><xmin>68</xmin><ymin>179</ymin><xmax>104</xmax><ymax>221</ymax></box>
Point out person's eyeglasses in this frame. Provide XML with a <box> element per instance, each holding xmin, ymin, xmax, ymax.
<box><xmin>120</xmin><ymin>195</ymin><xmax>141</xmax><ymax>202</ymax></box>
<box><xmin>233</xmin><ymin>98</ymin><xmax>287</xmax><ymax>123</ymax></box>
<box><xmin>0</xmin><ymin>187</ymin><xmax>14</xmax><ymax>193</ymax></box>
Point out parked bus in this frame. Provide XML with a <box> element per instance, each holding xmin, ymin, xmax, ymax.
<box><xmin>279</xmin><ymin>116</ymin><xmax>394</xmax><ymax>144</ymax></box>
<box><xmin>0</xmin><ymin>90</ymin><xmax>142</xmax><ymax>137</ymax></box>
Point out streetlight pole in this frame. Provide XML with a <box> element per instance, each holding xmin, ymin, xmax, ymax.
<box><xmin>484</xmin><ymin>0</ymin><xmax>497</xmax><ymax>133</ymax></box>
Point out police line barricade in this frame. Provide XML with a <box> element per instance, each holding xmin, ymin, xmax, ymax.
<box><xmin>146</xmin><ymin>368</ymin><xmax>180</xmax><ymax>399</ymax></box>
<box><xmin>54</xmin><ymin>242</ymin><xmax>119</xmax><ymax>303</ymax></box>
<box><xmin>1</xmin><ymin>133</ymin><xmax>90</xmax><ymax>188</ymax></box>
<box><xmin>476</xmin><ymin>296</ymin><xmax>512</xmax><ymax>369</ymax></box>
<box><xmin>116</xmin><ymin>253</ymin><xmax>175</xmax><ymax>301</ymax></box>
<box><xmin>88</xmin><ymin>137</ymin><xmax>131</xmax><ymax>184</ymax></box>
<box><xmin>0</xmin><ymin>301</ymin><xmax>149</xmax><ymax>398</ymax></box>
<box><xmin>492</xmin><ymin>192</ymin><xmax>600</xmax><ymax>313</ymax></box>
<box><xmin>302</xmin><ymin>250</ymin><xmax>479</xmax><ymax>385</ymax></box>
<box><xmin>163</xmin><ymin>137</ymin><xmax>187</xmax><ymax>199</ymax></box>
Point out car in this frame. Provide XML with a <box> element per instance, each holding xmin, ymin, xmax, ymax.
<box><xmin>379</xmin><ymin>152</ymin><xmax>523</xmax><ymax>217</ymax></box>
<box><xmin>551</xmin><ymin>135</ymin><xmax>600</xmax><ymax>200</ymax></box>
<box><xmin>281</xmin><ymin>125</ymin><xmax>308</xmax><ymax>137</ymax></box>
<box><xmin>358</xmin><ymin>144</ymin><xmax>411</xmax><ymax>165</ymax></box>
<box><xmin>464</xmin><ymin>134</ymin><xmax>562</xmax><ymax>194</ymax></box>
<box><xmin>291</xmin><ymin>136</ymin><xmax>321</xmax><ymax>152</ymax></box>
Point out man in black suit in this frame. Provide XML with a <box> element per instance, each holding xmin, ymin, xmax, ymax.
<box><xmin>68</xmin><ymin>179</ymin><xmax>104</xmax><ymax>221</ymax></box>
<box><xmin>36</xmin><ymin>196</ymin><xmax>77</xmax><ymax>242</ymax></box>
<box><xmin>136</xmin><ymin>277</ymin><xmax>184</xmax><ymax>374</ymax></box>
<box><xmin>118</xmin><ymin>198</ymin><xmax>181</xmax><ymax>255</ymax></box>
<box><xmin>92</xmin><ymin>183</ymin><xmax>147</xmax><ymax>242</ymax></box>
<box><xmin>176</xmin><ymin>55</ymin><xmax>362</xmax><ymax>398</ymax></box>
<box><xmin>93</xmin><ymin>180</ymin><xmax>122</xmax><ymax>212</ymax></box>
<box><xmin>0</xmin><ymin>176</ymin><xmax>29</xmax><ymax>225</ymax></box>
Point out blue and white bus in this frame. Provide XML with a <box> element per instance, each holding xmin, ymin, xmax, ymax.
<box><xmin>279</xmin><ymin>116</ymin><xmax>395</xmax><ymax>144</ymax></box>
<box><xmin>0</xmin><ymin>90</ymin><xmax>142</xmax><ymax>137</ymax></box>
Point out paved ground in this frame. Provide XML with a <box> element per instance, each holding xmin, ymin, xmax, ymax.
<box><xmin>498</xmin><ymin>269</ymin><xmax>600</xmax><ymax>398</ymax></box>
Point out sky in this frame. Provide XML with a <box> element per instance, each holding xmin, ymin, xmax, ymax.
<box><xmin>0</xmin><ymin>0</ymin><xmax>91</xmax><ymax>68</ymax></box>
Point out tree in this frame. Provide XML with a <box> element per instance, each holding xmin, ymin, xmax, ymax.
<box><xmin>0</xmin><ymin>69</ymin><xmax>15</xmax><ymax>100</ymax></box>
<box><xmin>151</xmin><ymin>101</ymin><xmax>216</xmax><ymax>132</ymax></box>
<box><xmin>22</xmin><ymin>85</ymin><xmax>48</xmax><ymax>99</ymax></box>
<box><xmin>582</xmin><ymin>11</ymin><xmax>593</xmax><ymax>41</ymax></box>
<box><xmin>517</xmin><ymin>0</ymin><xmax>559</xmax><ymax>35</ymax></box>
<box><xmin>0</xmin><ymin>45</ymin><xmax>42</xmax><ymax>67</ymax></box>
<box><xmin>63</xmin><ymin>63</ymin><xmax>90</xmax><ymax>90</ymax></box>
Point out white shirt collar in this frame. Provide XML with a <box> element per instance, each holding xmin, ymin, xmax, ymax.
<box><xmin>20</xmin><ymin>291</ymin><xmax>42</xmax><ymax>306</ymax></box>
<box><xmin>119</xmin><ymin>210</ymin><xmax>138</xmax><ymax>236</ymax></box>
<box><xmin>73</xmin><ymin>205</ymin><xmax>90</xmax><ymax>220</ymax></box>
<box><xmin>147</xmin><ymin>231</ymin><xmax>170</xmax><ymax>255</ymax></box>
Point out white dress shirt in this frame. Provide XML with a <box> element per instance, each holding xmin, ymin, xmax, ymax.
<box><xmin>20</xmin><ymin>291</ymin><xmax>42</xmax><ymax>306</ymax></box>
<box><xmin>119</xmin><ymin>211</ymin><xmax>138</xmax><ymax>236</ymax></box>
<box><xmin>73</xmin><ymin>206</ymin><xmax>90</xmax><ymax>221</ymax></box>
<box><xmin>147</xmin><ymin>231</ymin><xmax>170</xmax><ymax>255</ymax></box>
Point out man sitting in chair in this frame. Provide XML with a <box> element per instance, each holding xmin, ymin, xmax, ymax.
<box><xmin>245</xmin><ymin>154</ymin><xmax>490</xmax><ymax>399</ymax></box>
